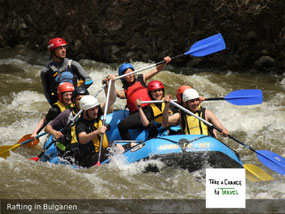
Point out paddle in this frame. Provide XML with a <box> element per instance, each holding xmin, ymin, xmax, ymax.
<box><xmin>155</xmin><ymin>136</ymin><xmax>272</xmax><ymax>182</ymax></box>
<box><xmin>205</xmin><ymin>89</ymin><xmax>263</xmax><ymax>106</ymax></box>
<box><xmin>29</xmin><ymin>108</ymin><xmax>83</xmax><ymax>161</ymax></box>
<box><xmin>0</xmin><ymin>102</ymin><xmax>66</xmax><ymax>158</ymax></box>
<box><xmin>244</xmin><ymin>164</ymin><xmax>273</xmax><ymax>182</ymax></box>
<box><xmin>141</xmin><ymin>89</ymin><xmax>263</xmax><ymax>106</ymax></box>
<box><xmin>96</xmin><ymin>79</ymin><xmax>112</xmax><ymax>166</ymax></box>
<box><xmin>0</xmin><ymin>133</ymin><xmax>47</xmax><ymax>159</ymax></box>
<box><xmin>94</xmin><ymin>33</ymin><xmax>226</xmax><ymax>95</ymax></box>
<box><xmin>13</xmin><ymin>107</ymin><xmax>59</xmax><ymax>150</ymax></box>
<box><xmin>169</xmin><ymin>100</ymin><xmax>285</xmax><ymax>177</ymax></box>
<box><xmin>16</xmin><ymin>134</ymin><xmax>40</xmax><ymax>148</ymax></box>
<box><xmin>13</xmin><ymin>123</ymin><xmax>47</xmax><ymax>149</ymax></box>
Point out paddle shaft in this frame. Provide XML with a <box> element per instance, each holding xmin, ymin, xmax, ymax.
<box><xmin>99</xmin><ymin>34</ymin><xmax>226</xmax><ymax>95</ymax></box>
<box><xmin>97</xmin><ymin>79</ymin><xmax>112</xmax><ymax>165</ymax></box>
<box><xmin>116</xmin><ymin>53</ymin><xmax>185</xmax><ymax>80</ymax></box>
<box><xmin>142</xmin><ymin>89</ymin><xmax>263</xmax><ymax>106</ymax></box>
<box><xmin>170</xmin><ymin>100</ymin><xmax>254</xmax><ymax>148</ymax></box>
<box><xmin>98</xmin><ymin>59</ymin><xmax>170</xmax><ymax>93</ymax></box>
<box><xmin>33</xmin><ymin>109</ymin><xmax>82</xmax><ymax>160</ymax></box>
<box><xmin>204</xmin><ymin>98</ymin><xmax>224</xmax><ymax>101</ymax></box>
<box><xmin>141</xmin><ymin>97</ymin><xmax>248</xmax><ymax>103</ymax></box>
<box><xmin>143</xmin><ymin>98</ymin><xmax>265</xmax><ymax>154</ymax></box>
<box><xmin>141</xmin><ymin>100</ymin><xmax>176</xmax><ymax>104</ymax></box>
<box><xmin>35</xmin><ymin>138</ymin><xmax>56</xmax><ymax>160</ymax></box>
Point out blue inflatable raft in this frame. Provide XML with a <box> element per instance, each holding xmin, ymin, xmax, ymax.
<box><xmin>40</xmin><ymin>110</ymin><xmax>243</xmax><ymax>171</ymax></box>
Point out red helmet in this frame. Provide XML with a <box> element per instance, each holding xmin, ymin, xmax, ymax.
<box><xmin>47</xmin><ymin>37</ymin><xmax>67</xmax><ymax>52</ymax></box>
<box><xmin>57</xmin><ymin>82</ymin><xmax>75</xmax><ymax>101</ymax></box>
<box><xmin>147</xmin><ymin>80</ymin><xmax>164</xmax><ymax>92</ymax></box>
<box><xmin>176</xmin><ymin>85</ymin><xmax>192</xmax><ymax>103</ymax></box>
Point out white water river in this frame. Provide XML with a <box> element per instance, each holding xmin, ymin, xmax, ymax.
<box><xmin>0</xmin><ymin>48</ymin><xmax>284</xmax><ymax>213</ymax></box>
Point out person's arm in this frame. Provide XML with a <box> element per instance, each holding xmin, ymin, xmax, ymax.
<box><xmin>30</xmin><ymin>117</ymin><xmax>46</xmax><ymax>141</ymax></box>
<box><xmin>116</xmin><ymin>89</ymin><xmax>126</xmax><ymax>99</ymax></box>
<box><xmin>31</xmin><ymin>107</ymin><xmax>60</xmax><ymax>141</ymax></box>
<box><xmin>45</xmin><ymin>124</ymin><xmax>63</xmax><ymax>139</ymax></box>
<box><xmin>205</xmin><ymin>109</ymin><xmax>229</xmax><ymax>136</ymax></box>
<box><xmin>162</xmin><ymin>95</ymin><xmax>180</xmax><ymax>128</ymax></box>
<box><xmin>44</xmin><ymin>110</ymin><xmax>69</xmax><ymax>139</ymax></box>
<box><xmin>40</xmin><ymin>69</ymin><xmax>52</xmax><ymax>105</ymax></box>
<box><xmin>78</xmin><ymin>126</ymin><xmax>107</xmax><ymax>145</ymax></box>
<box><xmin>165</xmin><ymin>112</ymin><xmax>180</xmax><ymax>127</ymax></box>
<box><xmin>136</xmin><ymin>98</ymin><xmax>150</xmax><ymax>127</ymax></box>
<box><xmin>72</xmin><ymin>60</ymin><xmax>93</xmax><ymax>88</ymax></box>
<box><xmin>143</xmin><ymin>56</ymin><xmax>171</xmax><ymax>82</ymax></box>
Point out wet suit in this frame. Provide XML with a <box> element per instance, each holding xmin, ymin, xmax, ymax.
<box><xmin>41</xmin><ymin>58</ymin><xmax>93</xmax><ymax>105</ymax></box>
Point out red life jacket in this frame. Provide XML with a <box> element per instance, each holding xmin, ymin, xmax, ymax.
<box><xmin>124</xmin><ymin>75</ymin><xmax>151</xmax><ymax>113</ymax></box>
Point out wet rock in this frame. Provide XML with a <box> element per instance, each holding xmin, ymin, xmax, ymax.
<box><xmin>73</xmin><ymin>40</ymin><xmax>82</xmax><ymax>52</ymax></box>
<box><xmin>246</xmin><ymin>31</ymin><xmax>258</xmax><ymax>43</ymax></box>
<box><xmin>187</xmin><ymin>58</ymin><xmax>203</xmax><ymax>67</ymax></box>
<box><xmin>0</xmin><ymin>0</ymin><xmax>284</xmax><ymax>73</ymax></box>
<box><xmin>254</xmin><ymin>56</ymin><xmax>276</xmax><ymax>70</ymax></box>
<box><xmin>0</xmin><ymin>36</ymin><xmax>5</xmax><ymax>47</ymax></box>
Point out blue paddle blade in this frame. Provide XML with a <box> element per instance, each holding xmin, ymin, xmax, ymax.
<box><xmin>256</xmin><ymin>150</ymin><xmax>285</xmax><ymax>176</ymax></box>
<box><xmin>225</xmin><ymin>89</ymin><xmax>263</xmax><ymax>105</ymax></box>
<box><xmin>185</xmin><ymin>33</ymin><xmax>226</xmax><ymax>57</ymax></box>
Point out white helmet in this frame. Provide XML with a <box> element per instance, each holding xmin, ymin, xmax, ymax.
<box><xmin>79</xmin><ymin>95</ymin><xmax>100</xmax><ymax>111</ymax></box>
<box><xmin>182</xmin><ymin>88</ymin><xmax>199</xmax><ymax>102</ymax></box>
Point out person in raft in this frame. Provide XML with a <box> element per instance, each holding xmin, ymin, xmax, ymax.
<box><xmin>41</xmin><ymin>37</ymin><xmax>93</xmax><ymax>106</ymax></box>
<box><xmin>162</xmin><ymin>86</ymin><xmax>229</xmax><ymax>138</ymax></box>
<box><xmin>116</xmin><ymin>56</ymin><xmax>171</xmax><ymax>140</ymax></box>
<box><xmin>30</xmin><ymin>82</ymin><xmax>75</xmax><ymax>141</ymax></box>
<box><xmin>75</xmin><ymin>76</ymin><xmax>124</xmax><ymax>168</ymax></box>
<box><xmin>135</xmin><ymin>80</ymin><xmax>179</xmax><ymax>139</ymax></box>
<box><xmin>44</xmin><ymin>86</ymin><xmax>89</xmax><ymax>164</ymax></box>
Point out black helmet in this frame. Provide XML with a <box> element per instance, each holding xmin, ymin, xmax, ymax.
<box><xmin>72</xmin><ymin>86</ymin><xmax>89</xmax><ymax>99</ymax></box>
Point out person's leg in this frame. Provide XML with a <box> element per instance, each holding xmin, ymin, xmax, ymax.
<box><xmin>118</xmin><ymin>112</ymin><xmax>143</xmax><ymax>140</ymax></box>
<box><xmin>147</xmin><ymin>122</ymin><xmax>159</xmax><ymax>139</ymax></box>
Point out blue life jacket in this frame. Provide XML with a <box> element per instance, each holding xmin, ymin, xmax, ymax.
<box><xmin>50</xmin><ymin>60</ymin><xmax>74</xmax><ymax>85</ymax></box>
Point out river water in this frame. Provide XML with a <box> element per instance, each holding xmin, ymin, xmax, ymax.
<box><xmin>0</xmin><ymin>48</ymin><xmax>284</xmax><ymax>210</ymax></box>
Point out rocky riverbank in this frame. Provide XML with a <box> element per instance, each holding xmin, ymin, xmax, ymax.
<box><xmin>1</xmin><ymin>0</ymin><xmax>284</xmax><ymax>73</ymax></box>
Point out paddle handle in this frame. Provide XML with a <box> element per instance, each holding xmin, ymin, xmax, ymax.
<box><xmin>154</xmin><ymin>53</ymin><xmax>185</xmax><ymax>66</ymax></box>
<box><xmin>204</xmin><ymin>98</ymin><xmax>225</xmax><ymax>101</ymax></box>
